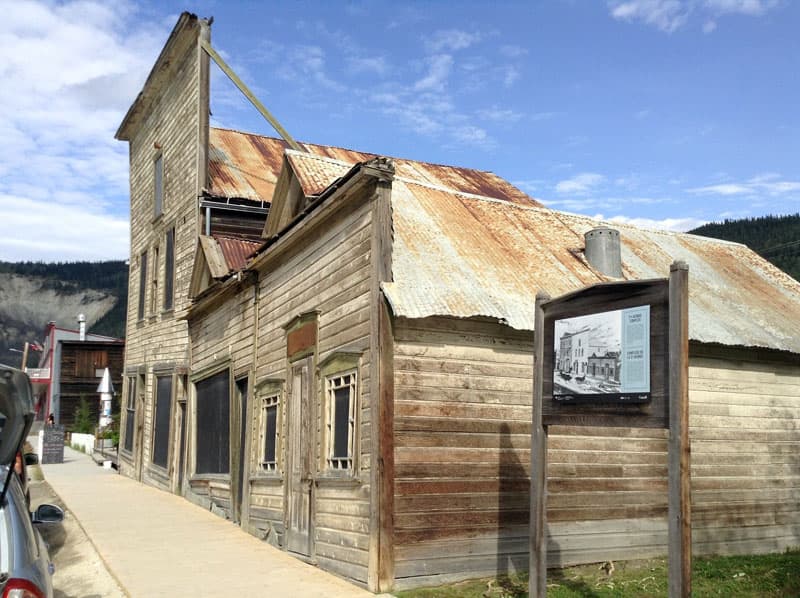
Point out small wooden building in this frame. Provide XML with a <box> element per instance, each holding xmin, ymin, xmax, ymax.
<box><xmin>116</xmin><ymin>13</ymin><xmax>800</xmax><ymax>593</ymax></box>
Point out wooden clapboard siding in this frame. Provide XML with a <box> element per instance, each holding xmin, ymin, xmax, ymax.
<box><xmin>392</xmin><ymin>315</ymin><xmax>800</xmax><ymax>589</ymax></box>
<box><xmin>393</xmin><ymin>316</ymin><xmax>533</xmax><ymax>587</ymax></box>
<box><xmin>250</xmin><ymin>195</ymin><xmax>375</xmax><ymax>582</ymax></box>
<box><xmin>118</xmin><ymin>22</ymin><xmax>206</xmax><ymax>487</ymax></box>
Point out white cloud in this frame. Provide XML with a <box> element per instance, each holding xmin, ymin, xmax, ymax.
<box><xmin>414</xmin><ymin>54</ymin><xmax>454</xmax><ymax>92</ymax></box>
<box><xmin>0</xmin><ymin>194</ymin><xmax>129</xmax><ymax>261</ymax></box>
<box><xmin>601</xmin><ymin>214</ymin><xmax>706</xmax><ymax>232</ymax></box>
<box><xmin>609</xmin><ymin>0</ymin><xmax>780</xmax><ymax>32</ymax></box>
<box><xmin>556</xmin><ymin>173</ymin><xmax>606</xmax><ymax>195</ymax></box>
<box><xmin>689</xmin><ymin>174</ymin><xmax>800</xmax><ymax>197</ymax></box>
<box><xmin>609</xmin><ymin>0</ymin><xmax>689</xmax><ymax>33</ymax></box>
<box><xmin>427</xmin><ymin>29</ymin><xmax>482</xmax><ymax>52</ymax></box>
<box><xmin>477</xmin><ymin>107</ymin><xmax>523</xmax><ymax>123</ymax></box>
<box><xmin>704</xmin><ymin>0</ymin><xmax>777</xmax><ymax>16</ymax></box>
<box><xmin>0</xmin><ymin>0</ymin><xmax>168</xmax><ymax>262</ymax></box>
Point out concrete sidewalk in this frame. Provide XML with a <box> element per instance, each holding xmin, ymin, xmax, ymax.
<box><xmin>41</xmin><ymin>446</ymin><xmax>373</xmax><ymax>597</ymax></box>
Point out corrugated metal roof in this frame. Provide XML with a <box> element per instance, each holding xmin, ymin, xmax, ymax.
<box><xmin>286</xmin><ymin>150</ymin><xmax>353</xmax><ymax>196</ymax></box>
<box><xmin>213</xmin><ymin>235</ymin><xmax>261</xmax><ymax>272</ymax></box>
<box><xmin>383</xmin><ymin>179</ymin><xmax>800</xmax><ymax>354</ymax></box>
<box><xmin>208</xmin><ymin>127</ymin><xmax>541</xmax><ymax>206</ymax></box>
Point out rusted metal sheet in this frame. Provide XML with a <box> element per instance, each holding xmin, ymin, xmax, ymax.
<box><xmin>286</xmin><ymin>151</ymin><xmax>352</xmax><ymax>196</ymax></box>
<box><xmin>213</xmin><ymin>235</ymin><xmax>261</xmax><ymax>272</ymax></box>
<box><xmin>383</xmin><ymin>179</ymin><xmax>800</xmax><ymax>354</ymax></box>
<box><xmin>209</xmin><ymin>127</ymin><xmax>541</xmax><ymax>206</ymax></box>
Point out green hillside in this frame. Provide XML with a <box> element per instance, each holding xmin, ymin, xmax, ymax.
<box><xmin>689</xmin><ymin>213</ymin><xmax>800</xmax><ymax>282</ymax></box>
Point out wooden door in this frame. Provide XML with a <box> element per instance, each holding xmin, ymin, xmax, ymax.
<box><xmin>285</xmin><ymin>358</ymin><xmax>313</xmax><ymax>556</ymax></box>
<box><xmin>234</xmin><ymin>377</ymin><xmax>248</xmax><ymax>524</ymax></box>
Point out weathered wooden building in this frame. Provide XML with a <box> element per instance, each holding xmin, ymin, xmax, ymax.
<box><xmin>30</xmin><ymin>320</ymin><xmax>124</xmax><ymax>429</ymax></box>
<box><xmin>117</xmin><ymin>13</ymin><xmax>800</xmax><ymax>592</ymax></box>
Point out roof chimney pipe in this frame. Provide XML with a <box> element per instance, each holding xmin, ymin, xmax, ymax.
<box><xmin>78</xmin><ymin>314</ymin><xmax>86</xmax><ymax>341</ymax></box>
<box><xmin>584</xmin><ymin>227</ymin><xmax>622</xmax><ymax>278</ymax></box>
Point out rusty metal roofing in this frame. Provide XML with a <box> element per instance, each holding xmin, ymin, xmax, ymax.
<box><xmin>208</xmin><ymin>127</ymin><xmax>540</xmax><ymax>206</ymax></box>
<box><xmin>213</xmin><ymin>235</ymin><xmax>261</xmax><ymax>272</ymax></box>
<box><xmin>286</xmin><ymin>150</ymin><xmax>353</xmax><ymax>196</ymax></box>
<box><xmin>383</xmin><ymin>179</ymin><xmax>800</xmax><ymax>354</ymax></box>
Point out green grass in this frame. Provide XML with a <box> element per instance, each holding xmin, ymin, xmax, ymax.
<box><xmin>395</xmin><ymin>550</ymin><xmax>800</xmax><ymax>597</ymax></box>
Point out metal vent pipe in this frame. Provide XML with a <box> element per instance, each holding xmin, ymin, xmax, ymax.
<box><xmin>78</xmin><ymin>313</ymin><xmax>86</xmax><ymax>341</ymax></box>
<box><xmin>584</xmin><ymin>227</ymin><xmax>622</xmax><ymax>278</ymax></box>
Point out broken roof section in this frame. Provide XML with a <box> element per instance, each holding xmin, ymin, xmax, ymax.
<box><xmin>208</xmin><ymin>128</ymin><xmax>800</xmax><ymax>355</ymax></box>
<box><xmin>208</xmin><ymin>127</ymin><xmax>540</xmax><ymax>206</ymax></box>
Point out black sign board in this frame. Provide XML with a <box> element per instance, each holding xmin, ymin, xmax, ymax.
<box><xmin>41</xmin><ymin>425</ymin><xmax>65</xmax><ymax>464</ymax></box>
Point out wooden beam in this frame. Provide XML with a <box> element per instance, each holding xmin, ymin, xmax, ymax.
<box><xmin>530</xmin><ymin>291</ymin><xmax>550</xmax><ymax>598</ymax></box>
<box><xmin>199</xmin><ymin>38</ymin><xmax>302</xmax><ymax>152</ymax></box>
<box><xmin>668</xmin><ymin>261</ymin><xmax>691</xmax><ymax>597</ymax></box>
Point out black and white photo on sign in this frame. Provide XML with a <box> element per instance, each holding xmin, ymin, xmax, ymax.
<box><xmin>553</xmin><ymin>305</ymin><xmax>650</xmax><ymax>397</ymax></box>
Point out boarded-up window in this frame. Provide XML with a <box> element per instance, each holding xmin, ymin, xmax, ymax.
<box><xmin>261</xmin><ymin>394</ymin><xmax>279</xmax><ymax>471</ymax></box>
<box><xmin>164</xmin><ymin>226</ymin><xmax>175</xmax><ymax>311</ymax></box>
<box><xmin>123</xmin><ymin>376</ymin><xmax>136</xmax><ymax>453</ymax></box>
<box><xmin>326</xmin><ymin>371</ymin><xmax>356</xmax><ymax>471</ymax></box>
<box><xmin>154</xmin><ymin>154</ymin><xmax>163</xmax><ymax>218</ymax></box>
<box><xmin>152</xmin><ymin>375</ymin><xmax>172</xmax><ymax>468</ymax></box>
<box><xmin>138</xmin><ymin>250</ymin><xmax>147</xmax><ymax>320</ymax></box>
<box><xmin>195</xmin><ymin>369</ymin><xmax>230</xmax><ymax>474</ymax></box>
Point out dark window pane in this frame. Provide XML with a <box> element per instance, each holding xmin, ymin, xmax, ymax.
<box><xmin>138</xmin><ymin>250</ymin><xmax>147</xmax><ymax>320</ymax></box>
<box><xmin>152</xmin><ymin>376</ymin><xmax>172</xmax><ymax>468</ymax></box>
<box><xmin>195</xmin><ymin>370</ymin><xmax>230</xmax><ymax>474</ymax></box>
<box><xmin>333</xmin><ymin>387</ymin><xmax>350</xmax><ymax>459</ymax></box>
<box><xmin>164</xmin><ymin>227</ymin><xmax>175</xmax><ymax>311</ymax></box>
<box><xmin>264</xmin><ymin>404</ymin><xmax>277</xmax><ymax>463</ymax></box>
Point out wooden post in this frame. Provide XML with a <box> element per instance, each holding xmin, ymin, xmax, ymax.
<box><xmin>530</xmin><ymin>291</ymin><xmax>550</xmax><ymax>598</ymax></box>
<box><xmin>668</xmin><ymin>261</ymin><xmax>691</xmax><ymax>597</ymax></box>
<box><xmin>20</xmin><ymin>342</ymin><xmax>30</xmax><ymax>371</ymax></box>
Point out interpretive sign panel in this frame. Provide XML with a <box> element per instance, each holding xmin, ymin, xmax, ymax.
<box><xmin>542</xmin><ymin>278</ymin><xmax>669</xmax><ymax>429</ymax></box>
<box><xmin>553</xmin><ymin>305</ymin><xmax>651</xmax><ymax>403</ymax></box>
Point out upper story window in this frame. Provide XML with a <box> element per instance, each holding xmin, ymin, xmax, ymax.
<box><xmin>154</xmin><ymin>154</ymin><xmax>164</xmax><ymax>218</ymax></box>
<box><xmin>164</xmin><ymin>226</ymin><xmax>175</xmax><ymax>311</ymax></box>
<box><xmin>150</xmin><ymin>245</ymin><xmax>159</xmax><ymax>316</ymax></box>
<box><xmin>137</xmin><ymin>250</ymin><xmax>148</xmax><ymax>321</ymax></box>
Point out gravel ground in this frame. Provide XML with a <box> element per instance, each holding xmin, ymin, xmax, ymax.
<box><xmin>28</xmin><ymin>465</ymin><xmax>127</xmax><ymax>598</ymax></box>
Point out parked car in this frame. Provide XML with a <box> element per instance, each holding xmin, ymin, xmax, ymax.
<box><xmin>0</xmin><ymin>364</ymin><xmax>64</xmax><ymax>598</ymax></box>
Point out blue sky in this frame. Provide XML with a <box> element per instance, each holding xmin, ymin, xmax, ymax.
<box><xmin>1</xmin><ymin>0</ymin><xmax>798</xmax><ymax>261</ymax></box>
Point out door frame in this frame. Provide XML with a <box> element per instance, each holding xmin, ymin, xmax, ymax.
<box><xmin>284</xmin><ymin>356</ymin><xmax>315</xmax><ymax>557</ymax></box>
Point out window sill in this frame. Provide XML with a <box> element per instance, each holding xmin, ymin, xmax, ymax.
<box><xmin>314</xmin><ymin>474</ymin><xmax>361</xmax><ymax>488</ymax></box>
<box><xmin>249</xmin><ymin>475</ymin><xmax>284</xmax><ymax>486</ymax></box>
<box><xmin>161</xmin><ymin>308</ymin><xmax>174</xmax><ymax>318</ymax></box>
<box><xmin>190</xmin><ymin>473</ymin><xmax>231</xmax><ymax>483</ymax></box>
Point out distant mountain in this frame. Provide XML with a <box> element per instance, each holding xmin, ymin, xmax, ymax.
<box><xmin>0</xmin><ymin>261</ymin><xmax>128</xmax><ymax>367</ymax></box>
<box><xmin>689</xmin><ymin>214</ymin><xmax>800</xmax><ymax>282</ymax></box>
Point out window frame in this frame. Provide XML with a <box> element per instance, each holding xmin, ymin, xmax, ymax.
<box><xmin>154</xmin><ymin>153</ymin><xmax>164</xmax><ymax>219</ymax></box>
<box><xmin>123</xmin><ymin>376</ymin><xmax>137</xmax><ymax>453</ymax></box>
<box><xmin>324</xmin><ymin>369</ymin><xmax>357</xmax><ymax>473</ymax></box>
<box><xmin>163</xmin><ymin>226</ymin><xmax>175</xmax><ymax>312</ymax></box>
<box><xmin>151</xmin><ymin>373</ymin><xmax>173</xmax><ymax>469</ymax></box>
<box><xmin>261</xmin><ymin>393</ymin><xmax>281</xmax><ymax>472</ymax></box>
<box><xmin>149</xmin><ymin>245</ymin><xmax>160</xmax><ymax>316</ymax></box>
<box><xmin>137</xmin><ymin>250</ymin><xmax>148</xmax><ymax>321</ymax></box>
<box><xmin>193</xmin><ymin>366</ymin><xmax>231</xmax><ymax>476</ymax></box>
